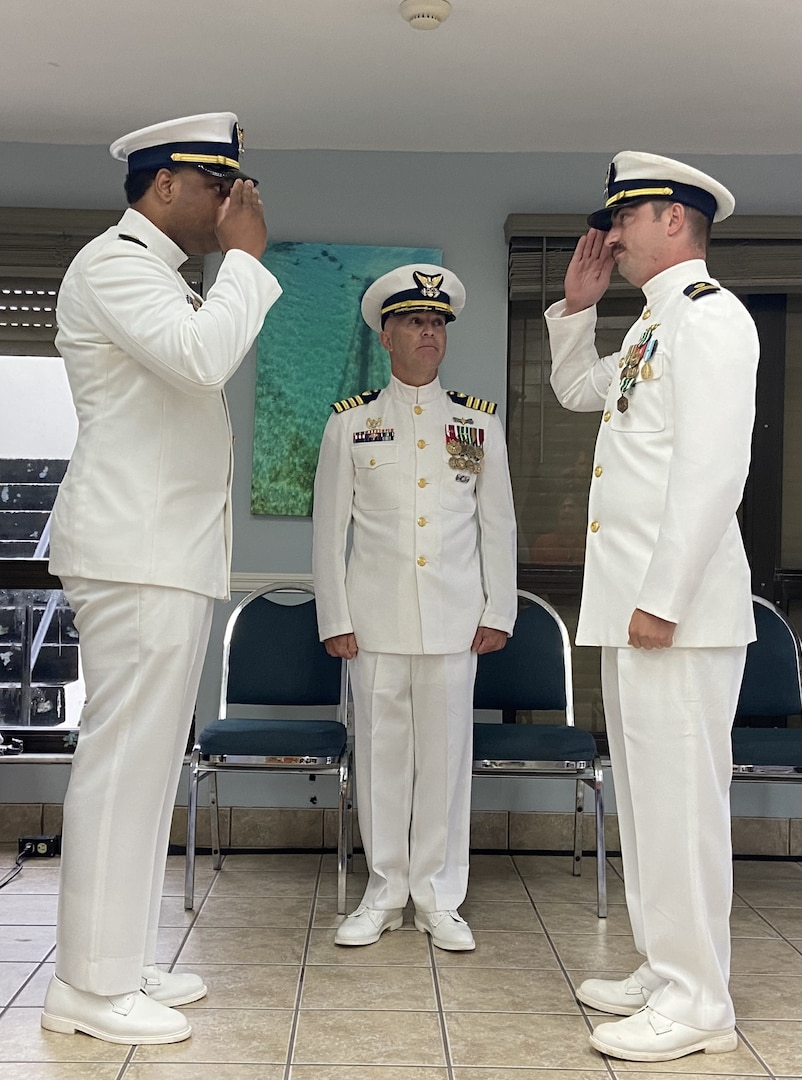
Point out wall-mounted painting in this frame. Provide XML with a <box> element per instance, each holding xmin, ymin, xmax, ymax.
<box><xmin>251</xmin><ymin>242</ymin><xmax>441</xmax><ymax>517</ymax></box>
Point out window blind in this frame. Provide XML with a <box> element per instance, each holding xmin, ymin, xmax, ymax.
<box><xmin>0</xmin><ymin>208</ymin><xmax>203</xmax><ymax>356</ymax></box>
<box><xmin>506</xmin><ymin>214</ymin><xmax>802</xmax><ymax>302</ymax></box>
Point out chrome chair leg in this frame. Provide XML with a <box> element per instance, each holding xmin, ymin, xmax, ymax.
<box><xmin>337</xmin><ymin>755</ymin><xmax>350</xmax><ymax>915</ymax></box>
<box><xmin>209</xmin><ymin>770</ymin><xmax>222</xmax><ymax>870</ymax></box>
<box><xmin>572</xmin><ymin>777</ymin><xmax>584</xmax><ymax>877</ymax></box>
<box><xmin>346</xmin><ymin>752</ymin><xmax>354</xmax><ymax>863</ymax></box>
<box><xmin>184</xmin><ymin>748</ymin><xmax>200</xmax><ymax>910</ymax></box>
<box><xmin>594</xmin><ymin>761</ymin><xmax>607</xmax><ymax>918</ymax></box>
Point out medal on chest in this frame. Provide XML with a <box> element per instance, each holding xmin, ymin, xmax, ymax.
<box><xmin>445</xmin><ymin>424</ymin><xmax>485</xmax><ymax>473</ymax></box>
<box><xmin>617</xmin><ymin>323</ymin><xmax>659</xmax><ymax>413</ymax></box>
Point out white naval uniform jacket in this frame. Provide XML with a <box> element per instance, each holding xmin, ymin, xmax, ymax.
<box><xmin>49</xmin><ymin>208</ymin><xmax>282</xmax><ymax>601</ymax></box>
<box><xmin>546</xmin><ymin>259</ymin><xmax>758</xmax><ymax>648</ymax></box>
<box><xmin>312</xmin><ymin>375</ymin><xmax>518</xmax><ymax>654</ymax></box>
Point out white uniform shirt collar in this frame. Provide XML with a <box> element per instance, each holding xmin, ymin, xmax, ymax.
<box><xmin>641</xmin><ymin>258</ymin><xmax>711</xmax><ymax>305</ymax></box>
<box><xmin>387</xmin><ymin>374</ymin><xmax>443</xmax><ymax>404</ymax></box>
<box><xmin>117</xmin><ymin>207</ymin><xmax>189</xmax><ymax>271</ymax></box>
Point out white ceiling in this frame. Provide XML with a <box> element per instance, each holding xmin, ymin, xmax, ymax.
<box><xmin>4</xmin><ymin>0</ymin><xmax>801</xmax><ymax>155</ymax></box>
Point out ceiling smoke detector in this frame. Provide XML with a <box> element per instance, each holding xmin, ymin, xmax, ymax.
<box><xmin>399</xmin><ymin>0</ymin><xmax>452</xmax><ymax>31</ymax></box>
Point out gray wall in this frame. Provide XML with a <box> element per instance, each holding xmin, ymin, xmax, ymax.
<box><xmin>3</xmin><ymin>143</ymin><xmax>800</xmax><ymax>815</ymax></box>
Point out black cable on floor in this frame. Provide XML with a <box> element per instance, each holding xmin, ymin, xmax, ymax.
<box><xmin>0</xmin><ymin>841</ymin><xmax>35</xmax><ymax>890</ymax></box>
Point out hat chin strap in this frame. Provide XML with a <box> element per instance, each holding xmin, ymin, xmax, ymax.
<box><xmin>170</xmin><ymin>152</ymin><xmax>240</xmax><ymax>169</ymax></box>
<box><xmin>605</xmin><ymin>186</ymin><xmax>674</xmax><ymax>207</ymax></box>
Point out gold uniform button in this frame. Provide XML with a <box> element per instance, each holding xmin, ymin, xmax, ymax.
<box><xmin>417</xmin><ymin>517</ymin><xmax>427</xmax><ymax>527</ymax></box>
<box><xmin>369</xmin><ymin>458</ymin><xmax>376</xmax><ymax>466</ymax></box>
<box><xmin>418</xmin><ymin>478</ymin><xmax>428</xmax><ymax>488</ymax></box>
<box><xmin>590</xmin><ymin>521</ymin><xmax>600</xmax><ymax>533</ymax></box>
<box><xmin>417</xmin><ymin>556</ymin><xmax>427</xmax><ymax>567</ymax></box>
<box><xmin>417</xmin><ymin>439</ymin><xmax>427</xmax><ymax>449</ymax></box>
<box><xmin>603</xmin><ymin>411</ymin><xmax>611</xmax><ymax>422</ymax></box>
<box><xmin>594</xmin><ymin>466</ymin><xmax>603</xmax><ymax>477</ymax></box>
<box><xmin>642</xmin><ymin>308</ymin><xmax>651</xmax><ymax>320</ymax></box>
<box><xmin>414</xmin><ymin>405</ymin><xmax>423</xmax><ymax>415</ymax></box>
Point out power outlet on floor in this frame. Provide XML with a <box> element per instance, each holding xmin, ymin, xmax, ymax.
<box><xmin>18</xmin><ymin>835</ymin><xmax>61</xmax><ymax>858</ymax></box>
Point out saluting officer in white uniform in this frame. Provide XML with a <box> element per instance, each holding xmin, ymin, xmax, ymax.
<box><xmin>44</xmin><ymin>113</ymin><xmax>282</xmax><ymax>1045</ymax></box>
<box><xmin>313</xmin><ymin>265</ymin><xmax>517</xmax><ymax>950</ymax></box>
<box><xmin>546</xmin><ymin>153</ymin><xmax>759</xmax><ymax>1063</ymax></box>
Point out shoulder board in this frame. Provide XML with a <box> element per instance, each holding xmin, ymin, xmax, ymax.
<box><xmin>447</xmin><ymin>390</ymin><xmax>497</xmax><ymax>415</ymax></box>
<box><xmin>118</xmin><ymin>233</ymin><xmax>148</xmax><ymax>248</ymax></box>
<box><xmin>683</xmin><ymin>281</ymin><xmax>720</xmax><ymax>301</ymax></box>
<box><xmin>330</xmin><ymin>388</ymin><xmax>382</xmax><ymax>413</ymax></box>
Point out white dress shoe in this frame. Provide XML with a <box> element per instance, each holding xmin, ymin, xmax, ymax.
<box><xmin>41</xmin><ymin>974</ymin><xmax>192</xmax><ymax>1045</ymax></box>
<box><xmin>576</xmin><ymin>974</ymin><xmax>654</xmax><ymax>1015</ymax></box>
<box><xmin>590</xmin><ymin>1006</ymin><xmax>738</xmax><ymax>1062</ymax></box>
<box><xmin>141</xmin><ymin>965</ymin><xmax>207</xmax><ymax>1007</ymax></box>
<box><xmin>414</xmin><ymin>909</ymin><xmax>475</xmax><ymax>951</ymax></box>
<box><xmin>334</xmin><ymin>904</ymin><xmax>404</xmax><ymax>946</ymax></box>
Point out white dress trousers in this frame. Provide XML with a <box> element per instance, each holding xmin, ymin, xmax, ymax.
<box><xmin>349</xmin><ymin>648</ymin><xmax>478</xmax><ymax>912</ymax></box>
<box><xmin>602</xmin><ymin>644</ymin><xmax>746</xmax><ymax>1030</ymax></box>
<box><xmin>56</xmin><ymin>577</ymin><xmax>213</xmax><ymax>995</ymax></box>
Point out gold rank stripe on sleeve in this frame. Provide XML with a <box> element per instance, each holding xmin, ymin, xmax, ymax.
<box><xmin>446</xmin><ymin>390</ymin><xmax>498</xmax><ymax>414</ymax></box>
<box><xmin>683</xmin><ymin>281</ymin><xmax>721</xmax><ymax>301</ymax></box>
<box><xmin>330</xmin><ymin>388</ymin><xmax>382</xmax><ymax>413</ymax></box>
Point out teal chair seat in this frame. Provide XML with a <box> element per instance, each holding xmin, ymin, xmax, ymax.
<box><xmin>732</xmin><ymin>727</ymin><xmax>801</xmax><ymax>769</ymax></box>
<box><xmin>474</xmin><ymin>722</ymin><xmax>597</xmax><ymax>765</ymax></box>
<box><xmin>199</xmin><ymin>718</ymin><xmax>348</xmax><ymax>760</ymax></box>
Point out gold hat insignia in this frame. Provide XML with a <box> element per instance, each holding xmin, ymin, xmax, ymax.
<box><xmin>413</xmin><ymin>271</ymin><xmax>444</xmax><ymax>299</ymax></box>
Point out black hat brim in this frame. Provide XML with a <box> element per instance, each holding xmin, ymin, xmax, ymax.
<box><xmin>195</xmin><ymin>163</ymin><xmax>259</xmax><ymax>186</ymax></box>
<box><xmin>587</xmin><ymin>206</ymin><xmax>613</xmax><ymax>231</ymax></box>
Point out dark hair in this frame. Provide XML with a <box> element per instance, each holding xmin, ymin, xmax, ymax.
<box><xmin>124</xmin><ymin>164</ymin><xmax>201</xmax><ymax>205</ymax></box>
<box><xmin>649</xmin><ymin>199</ymin><xmax>711</xmax><ymax>251</ymax></box>
<box><xmin>124</xmin><ymin>169</ymin><xmax>161</xmax><ymax>205</ymax></box>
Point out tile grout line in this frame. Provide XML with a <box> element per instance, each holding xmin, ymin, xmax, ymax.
<box><xmin>427</xmin><ymin>934</ymin><xmax>456</xmax><ymax>1080</ymax></box>
<box><xmin>121</xmin><ymin>853</ymin><xmax>223</xmax><ymax>1078</ymax></box>
<box><xmin>1</xmin><ymin>862</ymin><xmax>60</xmax><ymax>1018</ymax></box>
<box><xmin>733</xmin><ymin>1023</ymin><xmax>780</xmax><ymax>1079</ymax></box>
<box><xmin>511</xmin><ymin>854</ymin><xmax>618</xmax><ymax>1079</ymax></box>
<box><xmin>282</xmin><ymin>851</ymin><xmax>325</xmax><ymax>1080</ymax></box>
<box><xmin>165</xmin><ymin>854</ymin><xmax>218</xmax><ymax>973</ymax></box>
<box><xmin>732</xmin><ymin>883</ymin><xmax>802</xmax><ymax>958</ymax></box>
<box><xmin>1</xmin><ymin>939</ymin><xmax>55</xmax><ymax>1017</ymax></box>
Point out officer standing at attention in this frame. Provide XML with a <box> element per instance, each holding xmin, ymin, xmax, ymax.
<box><xmin>312</xmin><ymin>265</ymin><xmax>517</xmax><ymax>951</ymax></box>
<box><xmin>43</xmin><ymin>113</ymin><xmax>282</xmax><ymax>1044</ymax></box>
<box><xmin>546</xmin><ymin>152</ymin><xmax>759</xmax><ymax>1062</ymax></box>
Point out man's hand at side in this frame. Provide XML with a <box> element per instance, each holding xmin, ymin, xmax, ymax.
<box><xmin>628</xmin><ymin>608</ymin><xmax>676</xmax><ymax>649</ymax></box>
<box><xmin>471</xmin><ymin>627</ymin><xmax>508</xmax><ymax>655</ymax></box>
<box><xmin>324</xmin><ymin>633</ymin><xmax>358</xmax><ymax>659</ymax></box>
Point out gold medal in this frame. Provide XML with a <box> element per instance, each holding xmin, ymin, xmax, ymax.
<box><xmin>641</xmin><ymin>362</ymin><xmax>653</xmax><ymax>381</ymax></box>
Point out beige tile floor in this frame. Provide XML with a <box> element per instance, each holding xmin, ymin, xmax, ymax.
<box><xmin>0</xmin><ymin>846</ymin><xmax>799</xmax><ymax>1080</ymax></box>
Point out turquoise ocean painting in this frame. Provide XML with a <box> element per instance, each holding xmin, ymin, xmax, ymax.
<box><xmin>251</xmin><ymin>242</ymin><xmax>441</xmax><ymax>516</ymax></box>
